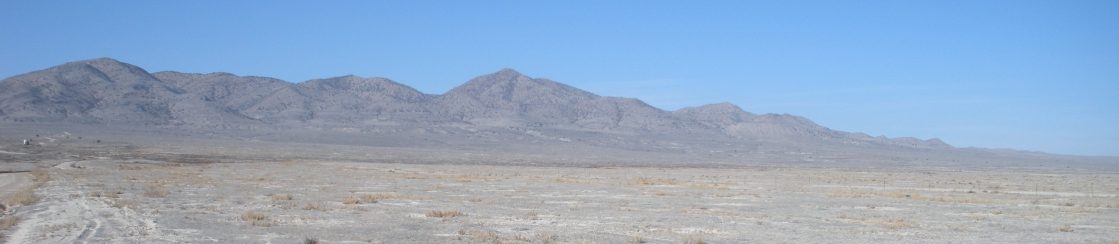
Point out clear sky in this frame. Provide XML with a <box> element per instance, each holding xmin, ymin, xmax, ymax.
<box><xmin>2</xmin><ymin>1</ymin><xmax>1117</xmax><ymax>156</ymax></box>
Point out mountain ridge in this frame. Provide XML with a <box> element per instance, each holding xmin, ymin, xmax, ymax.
<box><xmin>1</xmin><ymin>57</ymin><xmax>952</xmax><ymax>151</ymax></box>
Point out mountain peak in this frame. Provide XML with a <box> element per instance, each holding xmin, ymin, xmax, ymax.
<box><xmin>82</xmin><ymin>57</ymin><xmax>126</xmax><ymax>64</ymax></box>
<box><xmin>467</xmin><ymin>68</ymin><xmax>530</xmax><ymax>84</ymax></box>
<box><xmin>55</xmin><ymin>57</ymin><xmax>155</xmax><ymax>81</ymax></box>
<box><xmin>494</xmin><ymin>68</ymin><xmax>524</xmax><ymax>76</ymax></box>
<box><xmin>316</xmin><ymin>74</ymin><xmax>378</xmax><ymax>82</ymax></box>
<box><xmin>59</xmin><ymin>57</ymin><xmax>121</xmax><ymax>68</ymax></box>
<box><xmin>0</xmin><ymin>57</ymin><xmax>174</xmax><ymax>123</ymax></box>
<box><xmin>296</xmin><ymin>74</ymin><xmax>428</xmax><ymax>103</ymax></box>
<box><xmin>690</xmin><ymin>102</ymin><xmax>746</xmax><ymax>113</ymax></box>
<box><xmin>301</xmin><ymin>75</ymin><xmax>406</xmax><ymax>91</ymax></box>
<box><xmin>443</xmin><ymin>68</ymin><xmax>596</xmax><ymax>102</ymax></box>
<box><xmin>675</xmin><ymin>102</ymin><xmax>755</xmax><ymax>126</ymax></box>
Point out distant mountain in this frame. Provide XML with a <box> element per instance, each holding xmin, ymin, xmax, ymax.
<box><xmin>0</xmin><ymin>58</ymin><xmax>178</xmax><ymax>124</ymax></box>
<box><xmin>295</xmin><ymin>75</ymin><xmax>431</xmax><ymax>125</ymax></box>
<box><xmin>0</xmin><ymin>58</ymin><xmax>954</xmax><ymax>155</ymax></box>
<box><xmin>432</xmin><ymin>69</ymin><xmax>690</xmax><ymax>131</ymax></box>
<box><xmin>152</xmin><ymin>71</ymin><xmax>289</xmax><ymax>126</ymax></box>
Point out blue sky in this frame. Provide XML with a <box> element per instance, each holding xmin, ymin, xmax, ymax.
<box><xmin>2</xmin><ymin>1</ymin><xmax>1117</xmax><ymax>156</ymax></box>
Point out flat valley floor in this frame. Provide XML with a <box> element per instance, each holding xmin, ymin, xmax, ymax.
<box><xmin>2</xmin><ymin>154</ymin><xmax>1117</xmax><ymax>243</ymax></box>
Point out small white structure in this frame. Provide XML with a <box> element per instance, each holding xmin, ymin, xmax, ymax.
<box><xmin>22</xmin><ymin>139</ymin><xmax>31</xmax><ymax>146</ymax></box>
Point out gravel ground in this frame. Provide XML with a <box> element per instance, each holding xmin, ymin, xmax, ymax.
<box><xmin>3</xmin><ymin>157</ymin><xmax>1116</xmax><ymax>243</ymax></box>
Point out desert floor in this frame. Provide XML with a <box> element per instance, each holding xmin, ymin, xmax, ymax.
<box><xmin>2</xmin><ymin>153</ymin><xmax>1117</xmax><ymax>243</ymax></box>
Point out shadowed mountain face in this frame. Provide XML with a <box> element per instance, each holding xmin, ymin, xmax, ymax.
<box><xmin>0</xmin><ymin>58</ymin><xmax>952</xmax><ymax>151</ymax></box>
<box><xmin>295</xmin><ymin>75</ymin><xmax>431</xmax><ymax>124</ymax></box>
<box><xmin>152</xmin><ymin>71</ymin><xmax>289</xmax><ymax>126</ymax></box>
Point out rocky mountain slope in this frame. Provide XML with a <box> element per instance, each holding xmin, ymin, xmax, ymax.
<box><xmin>1</xmin><ymin>58</ymin><xmax>958</xmax><ymax>155</ymax></box>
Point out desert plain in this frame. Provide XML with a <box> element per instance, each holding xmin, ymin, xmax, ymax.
<box><xmin>1</xmin><ymin>131</ymin><xmax>1116</xmax><ymax>244</ymax></box>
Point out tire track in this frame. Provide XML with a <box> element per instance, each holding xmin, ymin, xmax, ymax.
<box><xmin>73</xmin><ymin>197</ymin><xmax>101</xmax><ymax>244</ymax></box>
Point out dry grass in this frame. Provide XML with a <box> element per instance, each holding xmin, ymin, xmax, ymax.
<box><xmin>247</xmin><ymin>175</ymin><xmax>272</xmax><ymax>181</ymax></box>
<box><xmin>91</xmin><ymin>191</ymin><xmax>120</xmax><ymax>198</ymax></box>
<box><xmin>536</xmin><ymin>232</ymin><xmax>559</xmax><ymax>244</ymax></box>
<box><xmin>837</xmin><ymin>214</ymin><xmax>916</xmax><ymax>230</ymax></box>
<box><xmin>1057</xmin><ymin>224</ymin><xmax>1074</xmax><ymax>232</ymax></box>
<box><xmin>342</xmin><ymin>195</ymin><xmax>362</xmax><ymax>205</ymax></box>
<box><xmin>0</xmin><ymin>216</ymin><xmax>18</xmax><ymax>231</ymax></box>
<box><xmin>475</xmin><ymin>231</ymin><xmax>499</xmax><ymax>243</ymax></box>
<box><xmin>426</xmin><ymin>210</ymin><xmax>464</xmax><ymax>218</ymax></box>
<box><xmin>271</xmin><ymin>193</ymin><xmax>293</xmax><ymax>201</ymax></box>
<box><xmin>827</xmin><ymin>190</ymin><xmax>992</xmax><ymax>204</ymax></box>
<box><xmin>553</xmin><ymin>176</ymin><xmax>588</xmax><ymax>184</ymax></box>
<box><xmin>303</xmin><ymin>202</ymin><xmax>327</xmax><ymax>211</ymax></box>
<box><xmin>1</xmin><ymin>216</ymin><xmax>18</xmax><ymax>241</ymax></box>
<box><xmin>304</xmin><ymin>237</ymin><xmax>324</xmax><ymax>244</ymax></box>
<box><xmin>5</xmin><ymin>188</ymin><xmax>37</xmax><ymax>206</ymax></box>
<box><xmin>168</xmin><ymin>166</ymin><xmax>216</xmax><ymax>187</ymax></box>
<box><xmin>688</xmin><ymin>182</ymin><xmax>730</xmax><ymax>190</ymax></box>
<box><xmin>460</xmin><ymin>229</ymin><xmax>500</xmax><ymax>243</ymax></box>
<box><xmin>359</xmin><ymin>193</ymin><xmax>401</xmax><ymax>203</ymax></box>
<box><xmin>30</xmin><ymin>168</ymin><xmax>49</xmax><ymax>186</ymax></box>
<box><xmin>240</xmin><ymin>211</ymin><xmax>269</xmax><ymax>227</ymax></box>
<box><xmin>143</xmin><ymin>184</ymin><xmax>169</xmax><ymax>198</ymax></box>
<box><xmin>630</xmin><ymin>235</ymin><xmax>648</xmax><ymax>244</ymax></box>
<box><xmin>358</xmin><ymin>195</ymin><xmax>379</xmax><ymax>203</ymax></box>
<box><xmin>3</xmin><ymin>168</ymin><xmax>49</xmax><ymax>208</ymax></box>
<box><xmin>523</xmin><ymin>211</ymin><xmax>540</xmax><ymax>220</ymax></box>
<box><xmin>878</xmin><ymin>218</ymin><xmax>914</xmax><ymax>229</ymax></box>
<box><xmin>453</xmin><ymin>174</ymin><xmax>494</xmax><ymax>182</ymax></box>
<box><xmin>118</xmin><ymin>164</ymin><xmax>147</xmax><ymax>171</ymax></box>
<box><xmin>635</xmin><ymin>177</ymin><xmax>678</xmax><ymax>186</ymax></box>
<box><xmin>682</xmin><ymin>236</ymin><xmax>708</xmax><ymax>244</ymax></box>
<box><xmin>828</xmin><ymin>190</ymin><xmax>915</xmax><ymax>199</ymax></box>
<box><xmin>109</xmin><ymin>199</ymin><xmax>139</xmax><ymax>209</ymax></box>
<box><xmin>512</xmin><ymin>233</ymin><xmax>531</xmax><ymax>242</ymax></box>
<box><xmin>273</xmin><ymin>201</ymin><xmax>297</xmax><ymax>210</ymax></box>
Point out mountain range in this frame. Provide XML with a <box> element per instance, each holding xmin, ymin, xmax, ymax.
<box><xmin>5</xmin><ymin>58</ymin><xmax>1099</xmax><ymax>167</ymax></box>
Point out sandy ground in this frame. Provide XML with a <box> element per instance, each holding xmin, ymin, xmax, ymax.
<box><xmin>2</xmin><ymin>157</ymin><xmax>1116</xmax><ymax>243</ymax></box>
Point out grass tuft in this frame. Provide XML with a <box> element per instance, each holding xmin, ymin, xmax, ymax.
<box><xmin>91</xmin><ymin>191</ymin><xmax>120</xmax><ymax>199</ymax></box>
<box><xmin>0</xmin><ymin>216</ymin><xmax>19</xmax><ymax>231</ymax></box>
<box><xmin>635</xmin><ymin>177</ymin><xmax>678</xmax><ymax>186</ymax></box>
<box><xmin>536</xmin><ymin>232</ymin><xmax>558</xmax><ymax>244</ymax></box>
<box><xmin>682</xmin><ymin>236</ymin><xmax>707</xmax><ymax>244</ymax></box>
<box><xmin>303</xmin><ymin>202</ymin><xmax>327</xmax><ymax>211</ymax></box>
<box><xmin>426</xmin><ymin>210</ymin><xmax>464</xmax><ymax>218</ymax></box>
<box><xmin>342</xmin><ymin>195</ymin><xmax>361</xmax><ymax>205</ymax></box>
<box><xmin>6</xmin><ymin>189</ymin><xmax>37</xmax><ymax>206</ymax></box>
<box><xmin>241</xmin><ymin>211</ymin><xmax>270</xmax><ymax>226</ymax></box>
<box><xmin>1057</xmin><ymin>224</ymin><xmax>1073</xmax><ymax>232</ymax></box>
<box><xmin>143</xmin><ymin>184</ymin><xmax>169</xmax><ymax>198</ymax></box>
<box><xmin>360</xmin><ymin>193</ymin><xmax>401</xmax><ymax>203</ymax></box>
<box><xmin>629</xmin><ymin>235</ymin><xmax>648</xmax><ymax>244</ymax></box>
<box><xmin>271</xmin><ymin>193</ymin><xmax>293</xmax><ymax>201</ymax></box>
<box><xmin>30</xmin><ymin>168</ymin><xmax>49</xmax><ymax>186</ymax></box>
